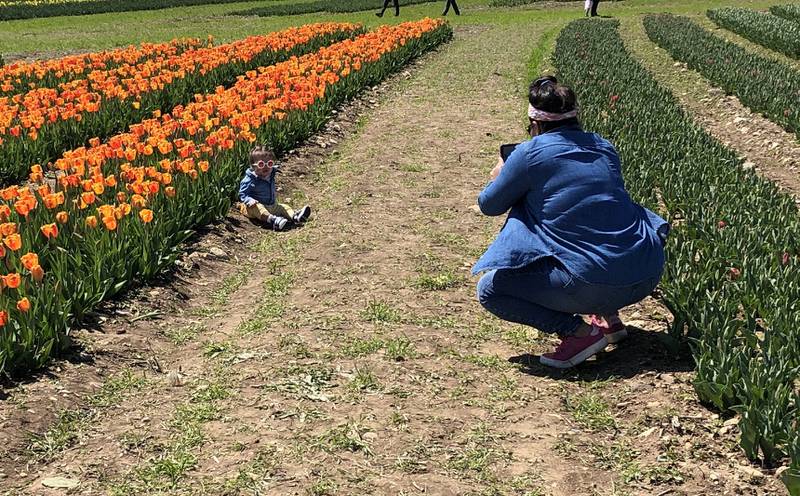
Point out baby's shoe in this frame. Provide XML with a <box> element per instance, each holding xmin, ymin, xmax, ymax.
<box><xmin>268</xmin><ymin>215</ymin><xmax>289</xmax><ymax>231</ymax></box>
<box><xmin>293</xmin><ymin>205</ymin><xmax>311</xmax><ymax>224</ymax></box>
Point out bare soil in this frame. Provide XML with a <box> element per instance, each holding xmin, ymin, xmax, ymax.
<box><xmin>0</xmin><ymin>23</ymin><xmax>789</xmax><ymax>496</ymax></box>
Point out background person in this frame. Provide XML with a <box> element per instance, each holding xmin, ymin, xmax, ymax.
<box><xmin>376</xmin><ymin>0</ymin><xmax>400</xmax><ymax>17</ymax></box>
<box><xmin>473</xmin><ymin>76</ymin><xmax>669</xmax><ymax>369</ymax></box>
<box><xmin>442</xmin><ymin>0</ymin><xmax>460</xmax><ymax>16</ymax></box>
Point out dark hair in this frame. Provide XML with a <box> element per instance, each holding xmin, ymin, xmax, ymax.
<box><xmin>249</xmin><ymin>145</ymin><xmax>275</xmax><ymax>164</ymax></box>
<box><xmin>528</xmin><ymin>76</ymin><xmax>579</xmax><ymax>133</ymax></box>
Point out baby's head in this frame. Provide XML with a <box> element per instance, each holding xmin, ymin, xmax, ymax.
<box><xmin>250</xmin><ymin>146</ymin><xmax>276</xmax><ymax>178</ymax></box>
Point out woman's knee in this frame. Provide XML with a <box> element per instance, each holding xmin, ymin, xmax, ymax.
<box><xmin>476</xmin><ymin>271</ymin><xmax>497</xmax><ymax>308</ymax></box>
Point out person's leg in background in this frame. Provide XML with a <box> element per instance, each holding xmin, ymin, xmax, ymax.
<box><xmin>376</xmin><ymin>0</ymin><xmax>392</xmax><ymax>17</ymax></box>
<box><xmin>590</xmin><ymin>0</ymin><xmax>600</xmax><ymax>17</ymax></box>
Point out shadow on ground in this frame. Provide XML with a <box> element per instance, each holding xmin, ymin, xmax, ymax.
<box><xmin>509</xmin><ymin>325</ymin><xmax>695</xmax><ymax>381</ymax></box>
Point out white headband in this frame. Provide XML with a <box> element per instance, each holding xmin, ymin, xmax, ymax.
<box><xmin>528</xmin><ymin>104</ymin><xmax>578</xmax><ymax>122</ymax></box>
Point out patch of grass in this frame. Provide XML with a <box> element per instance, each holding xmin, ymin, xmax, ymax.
<box><xmin>307</xmin><ymin>478</ymin><xmax>338</xmax><ymax>496</ymax></box>
<box><xmin>446</xmin><ymin>423</ymin><xmax>505</xmax><ymax>482</ymax></box>
<box><xmin>89</xmin><ymin>369</ymin><xmax>148</xmax><ymax>408</ymax></box>
<box><xmin>29</xmin><ymin>369</ymin><xmax>148</xmax><ymax>461</ymax></box>
<box><xmin>502</xmin><ymin>326</ymin><xmax>538</xmax><ymax>348</ymax></box>
<box><xmin>564</xmin><ymin>391</ymin><xmax>617</xmax><ymax>431</ymax></box>
<box><xmin>163</xmin><ymin>323</ymin><xmax>206</xmax><ymax>345</ymax></box>
<box><xmin>395</xmin><ymin>441</ymin><xmax>431</xmax><ymax>474</ymax></box>
<box><xmin>316</xmin><ymin>420</ymin><xmax>373</xmax><ymax>455</ymax></box>
<box><xmin>238</xmin><ymin>271</ymin><xmax>294</xmax><ymax>335</ymax></box>
<box><xmin>211</xmin><ymin>264</ymin><xmax>252</xmax><ymax>306</ymax></box>
<box><xmin>341</xmin><ymin>335</ymin><xmax>385</xmax><ymax>358</ymax></box>
<box><xmin>110</xmin><ymin>376</ymin><xmax>232</xmax><ymax>494</ymax></box>
<box><xmin>462</xmin><ymin>353</ymin><xmax>508</xmax><ymax>370</ymax></box>
<box><xmin>361</xmin><ymin>299</ymin><xmax>402</xmax><ymax>324</ymax></box>
<box><xmin>385</xmin><ymin>336</ymin><xmax>416</xmax><ymax>361</ymax></box>
<box><xmin>489</xmin><ymin>374</ymin><xmax>521</xmax><ymax>402</ymax></box>
<box><xmin>401</xmin><ymin>162</ymin><xmax>428</xmax><ymax>172</ymax></box>
<box><xmin>347</xmin><ymin>366</ymin><xmax>381</xmax><ymax>393</ymax></box>
<box><xmin>414</xmin><ymin>270</ymin><xmax>463</xmax><ymax>291</ymax></box>
<box><xmin>222</xmin><ymin>446</ymin><xmax>279</xmax><ymax>492</ymax></box>
<box><xmin>203</xmin><ymin>340</ymin><xmax>237</xmax><ymax>359</ymax></box>
<box><xmin>278</xmin><ymin>334</ymin><xmax>313</xmax><ymax>359</ymax></box>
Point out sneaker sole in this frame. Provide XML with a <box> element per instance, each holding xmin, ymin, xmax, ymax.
<box><xmin>539</xmin><ymin>336</ymin><xmax>609</xmax><ymax>369</ymax></box>
<box><xmin>604</xmin><ymin>328</ymin><xmax>628</xmax><ymax>344</ymax></box>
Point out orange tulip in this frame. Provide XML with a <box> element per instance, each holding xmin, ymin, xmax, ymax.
<box><xmin>165</xmin><ymin>186</ymin><xmax>176</xmax><ymax>198</ymax></box>
<box><xmin>20</xmin><ymin>252</ymin><xmax>39</xmax><ymax>271</ymax></box>
<box><xmin>139</xmin><ymin>209</ymin><xmax>154</xmax><ymax>223</ymax></box>
<box><xmin>14</xmin><ymin>200</ymin><xmax>31</xmax><ymax>218</ymax></box>
<box><xmin>0</xmin><ymin>223</ymin><xmax>17</xmax><ymax>236</ymax></box>
<box><xmin>16</xmin><ymin>297</ymin><xmax>30</xmax><ymax>313</ymax></box>
<box><xmin>30</xmin><ymin>264</ymin><xmax>44</xmax><ymax>282</ymax></box>
<box><xmin>81</xmin><ymin>192</ymin><xmax>96</xmax><ymax>205</ymax></box>
<box><xmin>131</xmin><ymin>194</ymin><xmax>147</xmax><ymax>208</ymax></box>
<box><xmin>102</xmin><ymin>216</ymin><xmax>117</xmax><ymax>231</ymax></box>
<box><xmin>0</xmin><ymin>205</ymin><xmax>10</xmax><ymax>221</ymax></box>
<box><xmin>3</xmin><ymin>273</ymin><xmax>21</xmax><ymax>289</ymax></box>
<box><xmin>116</xmin><ymin>191</ymin><xmax>128</xmax><ymax>203</ymax></box>
<box><xmin>41</xmin><ymin>223</ymin><xmax>59</xmax><ymax>240</ymax></box>
<box><xmin>0</xmin><ymin>311</ymin><xmax>7</xmax><ymax>327</ymax></box>
<box><xmin>4</xmin><ymin>234</ymin><xmax>21</xmax><ymax>251</ymax></box>
<box><xmin>56</xmin><ymin>211</ymin><xmax>69</xmax><ymax>224</ymax></box>
<box><xmin>86</xmin><ymin>216</ymin><xmax>98</xmax><ymax>228</ymax></box>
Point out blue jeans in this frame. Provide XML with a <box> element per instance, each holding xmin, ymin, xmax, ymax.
<box><xmin>476</xmin><ymin>257</ymin><xmax>660</xmax><ymax>337</ymax></box>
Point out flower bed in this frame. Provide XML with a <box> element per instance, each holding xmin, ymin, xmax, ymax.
<box><xmin>0</xmin><ymin>38</ymin><xmax>207</xmax><ymax>97</ymax></box>
<box><xmin>644</xmin><ymin>14</ymin><xmax>800</xmax><ymax>140</ymax></box>
<box><xmin>707</xmin><ymin>7</ymin><xmax>800</xmax><ymax>59</ymax></box>
<box><xmin>0</xmin><ymin>23</ymin><xmax>361</xmax><ymax>185</ymax></box>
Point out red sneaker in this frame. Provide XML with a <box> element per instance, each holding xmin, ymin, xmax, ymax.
<box><xmin>590</xmin><ymin>314</ymin><xmax>628</xmax><ymax>344</ymax></box>
<box><xmin>540</xmin><ymin>326</ymin><xmax>608</xmax><ymax>369</ymax></box>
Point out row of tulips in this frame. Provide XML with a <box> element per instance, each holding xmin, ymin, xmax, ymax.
<box><xmin>0</xmin><ymin>23</ymin><xmax>362</xmax><ymax>185</ymax></box>
<box><xmin>707</xmin><ymin>7</ymin><xmax>800</xmax><ymax>60</ymax></box>
<box><xmin>553</xmin><ymin>19</ymin><xmax>799</xmax><ymax>493</ymax></box>
<box><xmin>0</xmin><ymin>18</ymin><xmax>452</xmax><ymax>377</ymax></box>
<box><xmin>643</xmin><ymin>14</ymin><xmax>800</xmax><ymax>141</ymax></box>
<box><xmin>0</xmin><ymin>37</ymin><xmax>208</xmax><ymax>98</ymax></box>
<box><xmin>771</xmin><ymin>3</ymin><xmax>800</xmax><ymax>23</ymax></box>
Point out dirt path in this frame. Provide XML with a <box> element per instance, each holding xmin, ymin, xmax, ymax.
<box><xmin>620</xmin><ymin>16</ymin><xmax>800</xmax><ymax>200</ymax></box>
<box><xmin>0</xmin><ymin>23</ymin><xmax>789</xmax><ymax>496</ymax></box>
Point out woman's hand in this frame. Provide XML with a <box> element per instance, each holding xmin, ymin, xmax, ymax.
<box><xmin>490</xmin><ymin>155</ymin><xmax>504</xmax><ymax>180</ymax></box>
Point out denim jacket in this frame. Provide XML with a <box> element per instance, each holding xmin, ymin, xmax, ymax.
<box><xmin>239</xmin><ymin>168</ymin><xmax>277</xmax><ymax>206</ymax></box>
<box><xmin>472</xmin><ymin>125</ymin><xmax>669</xmax><ymax>286</ymax></box>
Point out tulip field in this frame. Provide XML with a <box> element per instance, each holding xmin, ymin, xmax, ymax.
<box><xmin>2</xmin><ymin>0</ymin><xmax>800</xmax><ymax>494</ymax></box>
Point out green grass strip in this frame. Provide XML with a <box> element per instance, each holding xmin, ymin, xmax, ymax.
<box><xmin>553</xmin><ymin>18</ymin><xmax>799</xmax><ymax>472</ymax></box>
<box><xmin>708</xmin><ymin>7</ymin><xmax>800</xmax><ymax>59</ymax></box>
<box><xmin>0</xmin><ymin>0</ymin><xmax>279</xmax><ymax>21</ymax></box>
<box><xmin>234</xmin><ymin>0</ymin><xmax>436</xmax><ymax>17</ymax></box>
<box><xmin>644</xmin><ymin>14</ymin><xmax>800</xmax><ymax>140</ymax></box>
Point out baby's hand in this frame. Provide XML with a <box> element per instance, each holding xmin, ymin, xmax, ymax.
<box><xmin>490</xmin><ymin>155</ymin><xmax>504</xmax><ymax>180</ymax></box>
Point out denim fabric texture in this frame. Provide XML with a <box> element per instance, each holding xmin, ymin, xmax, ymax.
<box><xmin>472</xmin><ymin>124</ymin><xmax>668</xmax><ymax>286</ymax></box>
<box><xmin>239</xmin><ymin>167</ymin><xmax>277</xmax><ymax>206</ymax></box>
<box><xmin>477</xmin><ymin>257</ymin><xmax>660</xmax><ymax>337</ymax></box>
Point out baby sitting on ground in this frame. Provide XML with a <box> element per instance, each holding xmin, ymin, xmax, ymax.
<box><xmin>238</xmin><ymin>145</ymin><xmax>311</xmax><ymax>231</ymax></box>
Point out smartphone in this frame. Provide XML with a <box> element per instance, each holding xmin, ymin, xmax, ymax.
<box><xmin>500</xmin><ymin>143</ymin><xmax>519</xmax><ymax>162</ymax></box>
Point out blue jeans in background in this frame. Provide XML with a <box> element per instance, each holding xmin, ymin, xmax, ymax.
<box><xmin>476</xmin><ymin>257</ymin><xmax>659</xmax><ymax>337</ymax></box>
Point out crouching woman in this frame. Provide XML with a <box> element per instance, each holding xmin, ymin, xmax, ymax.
<box><xmin>473</xmin><ymin>76</ymin><xmax>669</xmax><ymax>369</ymax></box>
